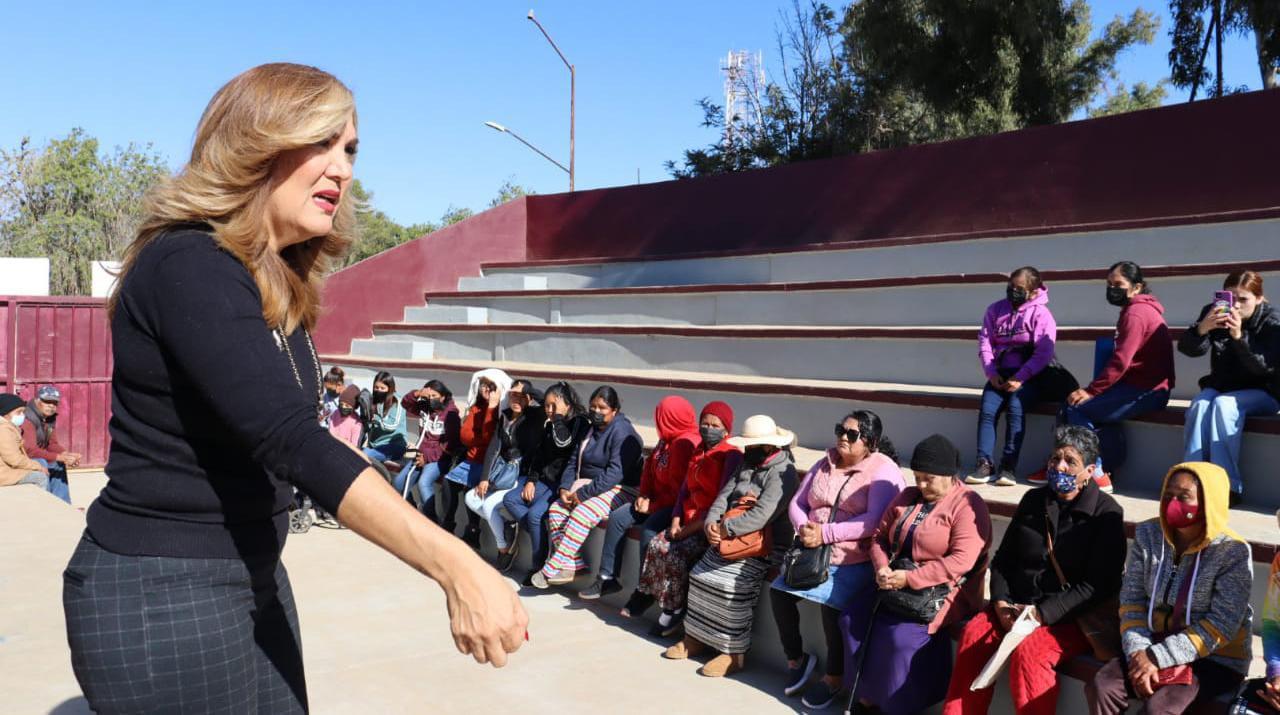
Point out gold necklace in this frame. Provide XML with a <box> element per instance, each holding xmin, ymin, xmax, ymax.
<box><xmin>277</xmin><ymin>328</ymin><xmax>324</xmax><ymax>422</ymax></box>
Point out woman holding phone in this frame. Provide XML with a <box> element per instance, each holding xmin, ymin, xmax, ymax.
<box><xmin>1179</xmin><ymin>270</ymin><xmax>1280</xmax><ymax>502</ymax></box>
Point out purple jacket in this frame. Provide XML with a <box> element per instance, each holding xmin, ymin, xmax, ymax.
<box><xmin>978</xmin><ymin>285</ymin><xmax>1058</xmax><ymax>383</ymax></box>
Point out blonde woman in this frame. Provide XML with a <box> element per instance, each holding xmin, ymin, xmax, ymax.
<box><xmin>62</xmin><ymin>64</ymin><xmax>526</xmax><ymax>713</ymax></box>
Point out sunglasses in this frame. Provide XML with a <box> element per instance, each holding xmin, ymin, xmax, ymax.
<box><xmin>834</xmin><ymin>425</ymin><xmax>861</xmax><ymax>442</ymax></box>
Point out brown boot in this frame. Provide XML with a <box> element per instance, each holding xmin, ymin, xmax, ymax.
<box><xmin>662</xmin><ymin>636</ymin><xmax>705</xmax><ymax>660</ymax></box>
<box><xmin>698</xmin><ymin>652</ymin><xmax>745</xmax><ymax>677</ymax></box>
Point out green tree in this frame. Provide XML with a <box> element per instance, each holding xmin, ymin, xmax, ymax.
<box><xmin>669</xmin><ymin>0</ymin><xmax>1161</xmax><ymax>178</ymax></box>
<box><xmin>0</xmin><ymin>129</ymin><xmax>168</xmax><ymax>294</ymax></box>
<box><xmin>1088</xmin><ymin>80</ymin><xmax>1169</xmax><ymax>117</ymax></box>
<box><xmin>1169</xmin><ymin>0</ymin><xmax>1280</xmax><ymax>99</ymax></box>
<box><xmin>487</xmin><ymin>178</ymin><xmax>535</xmax><ymax>208</ymax></box>
<box><xmin>342</xmin><ymin>179</ymin><xmax>438</xmax><ymax>267</ymax></box>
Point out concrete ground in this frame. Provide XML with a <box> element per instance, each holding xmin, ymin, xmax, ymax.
<box><xmin>1</xmin><ymin>473</ymin><xmax>797</xmax><ymax>715</ymax></box>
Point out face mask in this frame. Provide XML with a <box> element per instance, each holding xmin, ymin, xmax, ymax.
<box><xmin>588</xmin><ymin>411</ymin><xmax>607</xmax><ymax>428</ymax></box>
<box><xmin>1105</xmin><ymin>286</ymin><xmax>1130</xmax><ymax>307</ymax></box>
<box><xmin>10</xmin><ymin>413</ymin><xmax>26</xmax><ymax>428</ymax></box>
<box><xmin>1048</xmin><ymin>470</ymin><xmax>1078</xmax><ymax>495</ymax></box>
<box><xmin>1006</xmin><ymin>287</ymin><xmax>1028</xmax><ymax>307</ymax></box>
<box><xmin>325</xmin><ymin>388</ymin><xmax>339</xmax><ymax>398</ymax></box>
<box><xmin>1164</xmin><ymin>498</ymin><xmax>1202</xmax><ymax>528</ymax></box>
<box><xmin>550</xmin><ymin>413</ymin><xmax>566</xmax><ymax>425</ymax></box>
<box><xmin>743</xmin><ymin>447</ymin><xmax>771</xmax><ymax>466</ymax></box>
<box><xmin>427</xmin><ymin>398</ymin><xmax>444</xmax><ymax>412</ymax></box>
<box><xmin>700</xmin><ymin>426</ymin><xmax>726</xmax><ymax>448</ymax></box>
<box><xmin>372</xmin><ymin>390</ymin><xmax>388</xmax><ymax>402</ymax></box>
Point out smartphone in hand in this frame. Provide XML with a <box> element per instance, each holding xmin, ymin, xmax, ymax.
<box><xmin>1213</xmin><ymin>290</ymin><xmax>1235</xmax><ymax>315</ymax></box>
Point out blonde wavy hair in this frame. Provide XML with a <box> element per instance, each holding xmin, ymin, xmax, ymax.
<box><xmin>108</xmin><ymin>63</ymin><xmax>358</xmax><ymax>333</ymax></box>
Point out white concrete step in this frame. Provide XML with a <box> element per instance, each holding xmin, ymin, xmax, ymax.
<box><xmin>456</xmin><ymin>274</ymin><xmax>547</xmax><ymax>292</ymax></box>
<box><xmin>350</xmin><ymin>337</ymin><xmax>435</xmax><ymax>361</ymax></box>
<box><xmin>367</xmin><ymin>323</ymin><xmax>1210</xmax><ymax>400</ymax></box>
<box><xmin>402</xmin><ymin>305</ymin><xmax>489</xmax><ymax>324</ymax></box>
<box><xmin>323</xmin><ymin>354</ymin><xmax>1280</xmax><ymax>509</ymax></box>
<box><xmin>472</xmin><ymin>217</ymin><xmax>1280</xmax><ymax>290</ymax></box>
<box><xmin>426</xmin><ymin>265</ymin><xmax>1280</xmax><ymax>329</ymax></box>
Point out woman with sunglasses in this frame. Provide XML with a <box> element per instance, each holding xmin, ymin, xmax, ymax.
<box><xmin>768</xmin><ymin>410</ymin><xmax>905</xmax><ymax>710</ymax></box>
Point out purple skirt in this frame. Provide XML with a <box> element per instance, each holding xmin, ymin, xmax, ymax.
<box><xmin>842</xmin><ymin>605</ymin><xmax>952</xmax><ymax>715</ymax></box>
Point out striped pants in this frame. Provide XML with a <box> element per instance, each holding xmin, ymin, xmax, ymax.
<box><xmin>540</xmin><ymin>487</ymin><xmax>632</xmax><ymax>576</ymax></box>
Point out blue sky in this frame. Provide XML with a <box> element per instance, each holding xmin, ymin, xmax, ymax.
<box><xmin>0</xmin><ymin>1</ymin><xmax>1264</xmax><ymax>227</ymax></box>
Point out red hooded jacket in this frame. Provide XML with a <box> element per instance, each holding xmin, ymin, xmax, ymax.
<box><xmin>1087</xmin><ymin>294</ymin><xmax>1176</xmax><ymax>396</ymax></box>
<box><xmin>638</xmin><ymin>396</ymin><xmax>699</xmax><ymax>510</ymax></box>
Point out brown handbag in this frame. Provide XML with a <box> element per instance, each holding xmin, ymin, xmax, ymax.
<box><xmin>718</xmin><ymin>494</ymin><xmax>772</xmax><ymax>560</ymax></box>
<box><xmin>1045</xmin><ymin>515</ymin><xmax>1122</xmax><ymax>661</ymax></box>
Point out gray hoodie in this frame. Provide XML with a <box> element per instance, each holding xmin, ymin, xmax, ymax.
<box><xmin>706</xmin><ymin>449</ymin><xmax>799</xmax><ymax>556</ymax></box>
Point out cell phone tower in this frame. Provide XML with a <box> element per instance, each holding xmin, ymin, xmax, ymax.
<box><xmin>722</xmin><ymin>50</ymin><xmax>765</xmax><ymax>146</ymax></box>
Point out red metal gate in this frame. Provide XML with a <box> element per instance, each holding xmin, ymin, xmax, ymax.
<box><xmin>0</xmin><ymin>296</ymin><xmax>112</xmax><ymax>468</ymax></box>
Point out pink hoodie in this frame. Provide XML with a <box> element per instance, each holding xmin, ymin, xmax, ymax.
<box><xmin>977</xmin><ymin>285</ymin><xmax>1058</xmax><ymax>383</ymax></box>
<box><xmin>789</xmin><ymin>450</ymin><xmax>905</xmax><ymax>565</ymax></box>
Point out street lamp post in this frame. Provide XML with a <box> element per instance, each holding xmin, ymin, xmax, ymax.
<box><xmin>527</xmin><ymin>9</ymin><xmax>574</xmax><ymax>191</ymax></box>
<box><xmin>483</xmin><ymin>121</ymin><xmax>570</xmax><ymax>176</ymax></box>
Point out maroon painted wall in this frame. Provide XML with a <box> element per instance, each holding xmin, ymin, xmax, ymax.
<box><xmin>312</xmin><ymin>197</ymin><xmax>529</xmax><ymax>355</ymax></box>
<box><xmin>523</xmin><ymin>90</ymin><xmax>1280</xmax><ymax>262</ymax></box>
<box><xmin>0</xmin><ymin>296</ymin><xmax>113</xmax><ymax>468</ymax></box>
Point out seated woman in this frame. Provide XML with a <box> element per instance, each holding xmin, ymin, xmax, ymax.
<box><xmin>663</xmin><ymin>414</ymin><xmax>798</xmax><ymax>678</ymax></box>
<box><xmin>0</xmin><ymin>393</ymin><xmax>52</xmax><ymax>494</ymax></box>
<box><xmin>943</xmin><ymin>425</ymin><xmax>1126</xmax><ymax>715</ymax></box>
<box><xmin>391</xmin><ymin>379</ymin><xmax>462</xmax><ymax>500</ymax></box>
<box><xmin>1087</xmin><ymin>462</ymin><xmax>1254</xmax><ymax>714</ymax></box>
<box><xmin>363</xmin><ymin>370</ymin><xmax>408</xmax><ymax>465</ymax></box>
<box><xmin>581</xmin><ymin>395</ymin><xmax>699</xmax><ymax>601</ymax></box>
<box><xmin>417</xmin><ymin>368</ymin><xmax>511</xmax><ymax>544</ymax></box>
<box><xmin>1180</xmin><ymin>270</ymin><xmax>1280</xmax><ymax>502</ymax></box>
<box><xmin>530</xmin><ymin>385</ymin><xmax>643</xmax><ymax>589</ymax></box>
<box><xmin>844</xmin><ymin>434</ymin><xmax>992</xmax><ymax>715</ymax></box>
<box><xmin>633</xmin><ymin>400</ymin><xmax>740</xmax><ymax>632</ymax></box>
<box><xmin>328</xmin><ymin>384</ymin><xmax>363</xmax><ymax>448</ymax></box>
<box><xmin>770</xmin><ymin>410</ymin><xmax>905</xmax><ymax>710</ymax></box>
<box><xmin>968</xmin><ymin>266</ymin><xmax>1063</xmax><ymax>487</ymax></box>
<box><xmin>1061</xmin><ymin>261</ymin><xmax>1176</xmax><ymax>492</ymax></box>
<box><xmin>502</xmin><ymin>381</ymin><xmax>590</xmax><ymax>581</ymax></box>
<box><xmin>465</xmin><ymin>380</ymin><xmax>544</xmax><ymax>566</ymax></box>
<box><xmin>320</xmin><ymin>366</ymin><xmax>345</xmax><ymax>424</ymax></box>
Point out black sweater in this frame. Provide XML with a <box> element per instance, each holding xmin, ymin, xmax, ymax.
<box><xmin>524</xmin><ymin>415</ymin><xmax>590</xmax><ymax>489</ymax></box>
<box><xmin>1178</xmin><ymin>300</ymin><xmax>1280</xmax><ymax>397</ymax></box>
<box><xmin>88</xmin><ymin>227</ymin><xmax>368</xmax><ymax>559</ymax></box>
<box><xmin>988</xmin><ymin>480</ymin><xmax>1126</xmax><ymax>625</ymax></box>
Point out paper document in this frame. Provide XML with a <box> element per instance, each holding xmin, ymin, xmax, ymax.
<box><xmin>970</xmin><ymin>607</ymin><xmax>1039</xmax><ymax>691</ymax></box>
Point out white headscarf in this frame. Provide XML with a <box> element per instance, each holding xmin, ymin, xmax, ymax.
<box><xmin>466</xmin><ymin>368</ymin><xmax>513</xmax><ymax>412</ymax></box>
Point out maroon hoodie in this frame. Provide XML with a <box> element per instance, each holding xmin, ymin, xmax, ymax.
<box><xmin>1086</xmin><ymin>294</ymin><xmax>1176</xmax><ymax>396</ymax></box>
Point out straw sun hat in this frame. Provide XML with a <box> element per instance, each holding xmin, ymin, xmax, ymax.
<box><xmin>728</xmin><ymin>414</ymin><xmax>796</xmax><ymax>449</ymax></box>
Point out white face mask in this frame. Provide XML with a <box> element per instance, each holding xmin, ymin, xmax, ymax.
<box><xmin>9</xmin><ymin>413</ymin><xmax>25</xmax><ymax>428</ymax></box>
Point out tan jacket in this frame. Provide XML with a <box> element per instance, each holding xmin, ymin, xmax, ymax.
<box><xmin>0</xmin><ymin>419</ymin><xmax>44</xmax><ymax>486</ymax></box>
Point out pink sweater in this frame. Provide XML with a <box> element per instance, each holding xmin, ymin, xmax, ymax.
<box><xmin>328</xmin><ymin>412</ymin><xmax>362</xmax><ymax>448</ymax></box>
<box><xmin>789</xmin><ymin>450</ymin><xmax>905</xmax><ymax>565</ymax></box>
<box><xmin>870</xmin><ymin>482</ymin><xmax>993</xmax><ymax>634</ymax></box>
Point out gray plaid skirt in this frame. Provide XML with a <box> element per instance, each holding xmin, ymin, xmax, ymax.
<box><xmin>62</xmin><ymin>532</ymin><xmax>307</xmax><ymax>714</ymax></box>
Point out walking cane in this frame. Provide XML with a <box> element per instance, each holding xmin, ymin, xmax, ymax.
<box><xmin>843</xmin><ymin>600</ymin><xmax>881</xmax><ymax>715</ymax></box>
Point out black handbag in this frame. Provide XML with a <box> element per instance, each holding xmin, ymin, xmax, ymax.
<box><xmin>780</xmin><ymin>474</ymin><xmax>856</xmax><ymax>590</ymax></box>
<box><xmin>875</xmin><ymin>501</ymin><xmax>968</xmax><ymax>624</ymax></box>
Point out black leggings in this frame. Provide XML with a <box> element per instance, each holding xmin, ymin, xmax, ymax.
<box><xmin>770</xmin><ymin>590</ymin><xmax>845</xmax><ymax>677</ymax></box>
<box><xmin>439</xmin><ymin>480</ymin><xmax>480</xmax><ymax>532</ymax></box>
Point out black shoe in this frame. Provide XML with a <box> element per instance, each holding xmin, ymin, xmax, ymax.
<box><xmin>783</xmin><ymin>652</ymin><xmax>816</xmax><ymax>696</ymax></box>
<box><xmin>800</xmin><ymin>679</ymin><xmax>841</xmax><ymax>710</ymax></box>
<box><xmin>521</xmin><ymin>571</ymin><xmax>536</xmax><ymax>588</ymax></box>
<box><xmin>621</xmin><ymin>590</ymin><xmax>655</xmax><ymax>618</ymax></box>
<box><xmin>648</xmin><ymin>609</ymin><xmax>685</xmax><ymax>638</ymax></box>
<box><xmin>461</xmin><ymin>525</ymin><xmax>483</xmax><ymax>549</ymax></box>
<box><xmin>578</xmin><ymin>576</ymin><xmax>623</xmax><ymax>600</ymax></box>
<box><xmin>965</xmin><ymin>459</ymin><xmax>995</xmax><ymax>485</ymax></box>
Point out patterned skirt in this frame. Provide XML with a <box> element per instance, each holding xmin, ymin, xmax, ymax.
<box><xmin>683</xmin><ymin>549</ymin><xmax>772</xmax><ymax>654</ymax></box>
<box><xmin>637</xmin><ymin>531</ymin><xmax>708</xmax><ymax>611</ymax></box>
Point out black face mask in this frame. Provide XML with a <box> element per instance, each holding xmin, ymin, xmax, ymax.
<box><xmin>588</xmin><ymin>411</ymin><xmax>607</xmax><ymax>428</ymax></box>
<box><xmin>550</xmin><ymin>413</ymin><xmax>566</xmax><ymax>425</ymax></box>
<box><xmin>339</xmin><ymin>406</ymin><xmax>354</xmax><ymax>416</ymax></box>
<box><xmin>1105</xmin><ymin>286</ymin><xmax>1131</xmax><ymax>307</ymax></box>
<box><xmin>700</xmin><ymin>425</ymin><xmax>726</xmax><ymax>448</ymax></box>
<box><xmin>325</xmin><ymin>388</ymin><xmax>339</xmax><ymax>398</ymax></box>
<box><xmin>743</xmin><ymin>447</ymin><xmax>772</xmax><ymax>466</ymax></box>
<box><xmin>427</xmin><ymin>398</ymin><xmax>444</xmax><ymax>412</ymax></box>
<box><xmin>372</xmin><ymin>390</ymin><xmax>388</xmax><ymax>402</ymax></box>
<box><xmin>1006</xmin><ymin>287</ymin><xmax>1028</xmax><ymax>307</ymax></box>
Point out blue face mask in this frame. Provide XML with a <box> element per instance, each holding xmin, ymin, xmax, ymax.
<box><xmin>10</xmin><ymin>413</ymin><xmax>25</xmax><ymax>428</ymax></box>
<box><xmin>1048</xmin><ymin>470</ymin><xmax>1078</xmax><ymax>495</ymax></box>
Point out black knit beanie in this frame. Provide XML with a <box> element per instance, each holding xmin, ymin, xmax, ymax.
<box><xmin>0</xmin><ymin>393</ymin><xmax>25</xmax><ymax>417</ymax></box>
<box><xmin>910</xmin><ymin>433</ymin><xmax>960</xmax><ymax>476</ymax></box>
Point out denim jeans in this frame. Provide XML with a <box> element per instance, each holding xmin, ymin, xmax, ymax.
<box><xmin>1059</xmin><ymin>383</ymin><xmax>1170</xmax><ymax>472</ymax></box>
<box><xmin>598</xmin><ymin>504</ymin><xmax>673</xmax><ymax>580</ymax></box>
<box><xmin>34</xmin><ymin>458</ymin><xmax>71</xmax><ymax>504</ymax></box>
<box><xmin>502</xmin><ymin>479</ymin><xmax>557</xmax><ymax>566</ymax></box>
<box><xmin>976</xmin><ymin>378</ymin><xmax>1042</xmax><ymax>471</ymax></box>
<box><xmin>464</xmin><ymin>456</ymin><xmax>521</xmax><ymax>548</ymax></box>
<box><xmin>362</xmin><ymin>443</ymin><xmax>405</xmax><ymax>465</ymax></box>
<box><xmin>1183</xmin><ymin>387</ymin><xmax>1279</xmax><ymax>493</ymax></box>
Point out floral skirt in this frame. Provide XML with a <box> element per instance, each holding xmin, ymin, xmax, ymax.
<box><xmin>637</xmin><ymin>531</ymin><xmax>708</xmax><ymax>611</ymax></box>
